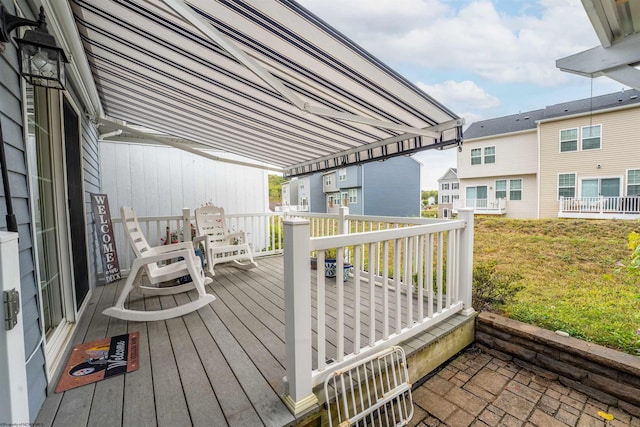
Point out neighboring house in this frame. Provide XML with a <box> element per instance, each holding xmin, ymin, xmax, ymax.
<box><xmin>437</xmin><ymin>168</ymin><xmax>459</xmax><ymax>218</ymax></box>
<box><xmin>457</xmin><ymin>89</ymin><xmax>640</xmax><ymax>219</ymax></box>
<box><xmin>285</xmin><ymin>156</ymin><xmax>422</xmax><ymax>217</ymax></box>
<box><xmin>280</xmin><ymin>175</ymin><xmax>322</xmax><ymax>211</ymax></box>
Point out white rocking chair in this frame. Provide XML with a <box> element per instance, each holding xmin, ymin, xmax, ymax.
<box><xmin>102</xmin><ymin>206</ymin><xmax>216</xmax><ymax>321</ymax></box>
<box><xmin>194</xmin><ymin>205</ymin><xmax>257</xmax><ymax>276</ymax></box>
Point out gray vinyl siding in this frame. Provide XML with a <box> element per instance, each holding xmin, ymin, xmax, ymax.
<box><xmin>1</xmin><ymin>0</ymin><xmax>46</xmax><ymax>421</ymax></box>
<box><xmin>363</xmin><ymin>157</ymin><xmax>421</xmax><ymax>216</ymax></box>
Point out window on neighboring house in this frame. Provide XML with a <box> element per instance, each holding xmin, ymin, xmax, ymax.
<box><xmin>452</xmin><ymin>182</ymin><xmax>459</xmax><ymax>190</ymax></box>
<box><xmin>300</xmin><ymin>197</ymin><xmax>308</xmax><ymax>208</ymax></box>
<box><xmin>581</xmin><ymin>125</ymin><xmax>601</xmax><ymax>150</ymax></box>
<box><xmin>348</xmin><ymin>188</ymin><xmax>357</xmax><ymax>204</ymax></box>
<box><xmin>324</xmin><ymin>175</ymin><xmax>332</xmax><ymax>186</ymax></box>
<box><xmin>558</xmin><ymin>173</ymin><xmax>576</xmax><ymax>199</ymax></box>
<box><xmin>484</xmin><ymin>146</ymin><xmax>495</xmax><ymax>164</ymax></box>
<box><xmin>510</xmin><ymin>179</ymin><xmax>522</xmax><ymax>200</ymax></box>
<box><xmin>299</xmin><ymin>183</ymin><xmax>304</xmax><ymax>189</ymax></box>
<box><xmin>560</xmin><ymin>128</ymin><xmax>578</xmax><ymax>152</ymax></box>
<box><xmin>628</xmin><ymin>169</ymin><xmax>640</xmax><ymax>196</ymax></box>
<box><xmin>495</xmin><ymin>180</ymin><xmax>507</xmax><ymax>199</ymax></box>
<box><xmin>442</xmin><ymin>195</ymin><xmax>450</xmax><ymax>203</ymax></box>
<box><xmin>338</xmin><ymin>168</ymin><xmax>347</xmax><ymax>181</ymax></box>
<box><xmin>452</xmin><ymin>195</ymin><xmax>459</xmax><ymax>200</ymax></box>
<box><xmin>341</xmin><ymin>192</ymin><xmax>348</xmax><ymax>206</ymax></box>
<box><xmin>442</xmin><ymin>183</ymin><xmax>449</xmax><ymax>190</ymax></box>
<box><xmin>471</xmin><ymin>148</ymin><xmax>481</xmax><ymax>165</ymax></box>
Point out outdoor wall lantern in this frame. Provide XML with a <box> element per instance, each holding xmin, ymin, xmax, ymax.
<box><xmin>0</xmin><ymin>5</ymin><xmax>68</xmax><ymax>90</ymax></box>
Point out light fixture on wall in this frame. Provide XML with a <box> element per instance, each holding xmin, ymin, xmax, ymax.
<box><xmin>0</xmin><ymin>6</ymin><xmax>68</xmax><ymax>90</ymax></box>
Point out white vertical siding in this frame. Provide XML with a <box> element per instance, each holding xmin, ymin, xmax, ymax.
<box><xmin>99</xmin><ymin>141</ymin><xmax>269</xmax><ymax>217</ymax></box>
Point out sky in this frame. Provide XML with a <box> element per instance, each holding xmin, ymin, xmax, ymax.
<box><xmin>296</xmin><ymin>0</ymin><xmax>631</xmax><ymax>190</ymax></box>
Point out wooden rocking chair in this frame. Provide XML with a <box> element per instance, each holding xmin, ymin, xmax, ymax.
<box><xmin>102</xmin><ymin>206</ymin><xmax>216</xmax><ymax>321</ymax></box>
<box><xmin>194</xmin><ymin>205</ymin><xmax>257</xmax><ymax>276</ymax></box>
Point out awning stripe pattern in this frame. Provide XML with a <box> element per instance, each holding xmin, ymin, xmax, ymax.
<box><xmin>71</xmin><ymin>0</ymin><xmax>462</xmax><ymax>177</ymax></box>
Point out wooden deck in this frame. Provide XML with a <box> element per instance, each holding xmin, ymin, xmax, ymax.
<box><xmin>35</xmin><ymin>255</ymin><xmax>471</xmax><ymax>427</ymax></box>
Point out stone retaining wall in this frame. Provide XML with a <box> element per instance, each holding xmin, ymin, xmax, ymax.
<box><xmin>476</xmin><ymin>312</ymin><xmax>640</xmax><ymax>417</ymax></box>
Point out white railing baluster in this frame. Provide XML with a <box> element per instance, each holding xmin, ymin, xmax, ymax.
<box><xmin>382</xmin><ymin>240</ymin><xmax>389</xmax><ymax>340</ymax></box>
<box><xmin>417</xmin><ymin>234</ymin><xmax>424</xmax><ymax>321</ymax></box>
<box><xmin>353</xmin><ymin>245</ymin><xmax>361</xmax><ymax>354</ymax></box>
<box><xmin>337</xmin><ymin>246</ymin><xmax>344</xmax><ymax>362</ymax></box>
<box><xmin>317</xmin><ymin>250</ymin><xmax>326</xmax><ymax>371</ymax></box>
<box><xmin>427</xmin><ymin>233</ymin><xmax>433</xmax><ymax>318</ymax></box>
<box><xmin>405</xmin><ymin>236</ymin><xmax>413</xmax><ymax>327</ymax></box>
<box><xmin>368</xmin><ymin>243</ymin><xmax>376</xmax><ymax>347</ymax></box>
<box><xmin>436</xmin><ymin>232</ymin><xmax>443</xmax><ymax>313</ymax></box>
<box><xmin>394</xmin><ymin>238</ymin><xmax>402</xmax><ymax>334</ymax></box>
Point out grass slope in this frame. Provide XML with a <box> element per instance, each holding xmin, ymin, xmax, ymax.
<box><xmin>474</xmin><ymin>217</ymin><xmax>640</xmax><ymax>355</ymax></box>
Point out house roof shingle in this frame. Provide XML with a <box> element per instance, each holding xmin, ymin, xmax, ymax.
<box><xmin>464</xmin><ymin>89</ymin><xmax>640</xmax><ymax>140</ymax></box>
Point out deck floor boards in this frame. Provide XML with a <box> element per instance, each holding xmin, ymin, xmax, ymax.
<box><xmin>36</xmin><ymin>255</ymin><xmax>450</xmax><ymax>427</ymax></box>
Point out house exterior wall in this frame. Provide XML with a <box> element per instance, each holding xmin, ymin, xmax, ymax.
<box><xmin>363</xmin><ymin>157</ymin><xmax>420</xmax><ymax>217</ymax></box>
<box><xmin>1</xmin><ymin>1</ymin><xmax>43</xmax><ymax>420</ymax></box>
<box><xmin>458</xmin><ymin>130</ymin><xmax>539</xmax><ymax>218</ymax></box>
<box><xmin>458</xmin><ymin>130</ymin><xmax>538</xmax><ymax>180</ymax></box>
<box><xmin>458</xmin><ymin>175</ymin><xmax>538</xmax><ymax>219</ymax></box>
<box><xmin>538</xmin><ymin>106</ymin><xmax>640</xmax><ymax>218</ymax></box>
<box><xmin>99</xmin><ymin>142</ymin><xmax>269</xmax><ymax>218</ymax></box>
<box><xmin>0</xmin><ymin>0</ymin><xmax>104</xmax><ymax>421</ymax></box>
<box><xmin>309</xmin><ymin>173</ymin><xmax>324</xmax><ymax>213</ymax></box>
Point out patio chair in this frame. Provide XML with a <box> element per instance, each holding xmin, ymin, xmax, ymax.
<box><xmin>102</xmin><ymin>206</ymin><xmax>216</xmax><ymax>321</ymax></box>
<box><xmin>194</xmin><ymin>205</ymin><xmax>257</xmax><ymax>276</ymax></box>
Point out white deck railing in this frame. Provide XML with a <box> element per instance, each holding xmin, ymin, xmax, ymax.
<box><xmin>282</xmin><ymin>208</ymin><xmax>475</xmax><ymax>414</ymax></box>
<box><xmin>559</xmin><ymin>196</ymin><xmax>640</xmax><ymax>215</ymax></box>
<box><xmin>107</xmin><ymin>206</ymin><xmax>475</xmax><ymax>415</ymax></box>
<box><xmin>453</xmin><ymin>198</ymin><xmax>506</xmax><ymax>213</ymax></box>
<box><xmin>110</xmin><ymin>209</ymin><xmax>284</xmax><ymax>275</ymax></box>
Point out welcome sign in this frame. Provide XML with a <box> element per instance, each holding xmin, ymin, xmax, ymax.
<box><xmin>91</xmin><ymin>193</ymin><xmax>121</xmax><ymax>284</ymax></box>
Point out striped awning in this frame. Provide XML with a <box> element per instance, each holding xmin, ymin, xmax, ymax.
<box><xmin>71</xmin><ymin>0</ymin><xmax>462</xmax><ymax>177</ymax></box>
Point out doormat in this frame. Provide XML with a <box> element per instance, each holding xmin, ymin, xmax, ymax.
<box><xmin>55</xmin><ymin>332</ymin><xmax>139</xmax><ymax>393</ymax></box>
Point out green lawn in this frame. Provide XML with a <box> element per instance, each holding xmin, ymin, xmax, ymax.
<box><xmin>473</xmin><ymin>217</ymin><xmax>640</xmax><ymax>355</ymax></box>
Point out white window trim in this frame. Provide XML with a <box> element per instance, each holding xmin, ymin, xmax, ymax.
<box><xmin>483</xmin><ymin>146</ymin><xmax>496</xmax><ymax>164</ymax></box>
<box><xmin>559</xmin><ymin>127</ymin><xmax>578</xmax><ymax>153</ymax></box>
<box><xmin>627</xmin><ymin>168</ymin><xmax>640</xmax><ymax>196</ymax></box>
<box><xmin>558</xmin><ymin>172</ymin><xmax>577</xmax><ymax>200</ymax></box>
<box><xmin>581</xmin><ymin>124</ymin><xmax>602</xmax><ymax>151</ymax></box>
<box><xmin>509</xmin><ymin>178</ymin><xmax>523</xmax><ymax>201</ymax></box>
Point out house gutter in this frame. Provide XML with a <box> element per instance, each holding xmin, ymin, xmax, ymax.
<box><xmin>44</xmin><ymin>1</ymin><xmax>104</xmax><ymax>117</ymax></box>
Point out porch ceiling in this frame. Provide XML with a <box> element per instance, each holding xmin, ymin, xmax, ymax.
<box><xmin>69</xmin><ymin>0</ymin><xmax>462</xmax><ymax>177</ymax></box>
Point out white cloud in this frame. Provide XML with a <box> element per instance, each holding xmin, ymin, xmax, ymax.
<box><xmin>417</xmin><ymin>80</ymin><xmax>500</xmax><ymax>111</ymax></box>
<box><xmin>298</xmin><ymin>0</ymin><xmax>599</xmax><ymax>87</ymax></box>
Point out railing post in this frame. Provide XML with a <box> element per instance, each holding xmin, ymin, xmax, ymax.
<box><xmin>338</xmin><ymin>206</ymin><xmax>349</xmax><ymax>234</ymax></box>
<box><xmin>182</xmin><ymin>208</ymin><xmax>192</xmax><ymax>241</ymax></box>
<box><xmin>457</xmin><ymin>208</ymin><xmax>475</xmax><ymax>315</ymax></box>
<box><xmin>0</xmin><ymin>232</ymin><xmax>30</xmax><ymax>423</ymax></box>
<box><xmin>282</xmin><ymin>218</ymin><xmax>318</xmax><ymax>416</ymax></box>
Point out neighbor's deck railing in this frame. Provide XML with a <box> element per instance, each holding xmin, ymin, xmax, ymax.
<box><xmin>282</xmin><ymin>208</ymin><xmax>475</xmax><ymax>414</ymax></box>
<box><xmin>559</xmin><ymin>196</ymin><xmax>640</xmax><ymax>215</ymax></box>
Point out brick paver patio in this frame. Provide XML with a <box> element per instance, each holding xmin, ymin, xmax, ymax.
<box><xmin>410</xmin><ymin>347</ymin><xmax>640</xmax><ymax>427</ymax></box>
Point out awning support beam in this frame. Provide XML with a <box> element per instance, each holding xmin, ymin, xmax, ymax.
<box><xmin>97</xmin><ymin>117</ymin><xmax>284</xmax><ymax>173</ymax></box>
<box><xmin>161</xmin><ymin>0</ymin><xmax>451</xmax><ymax>138</ymax></box>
